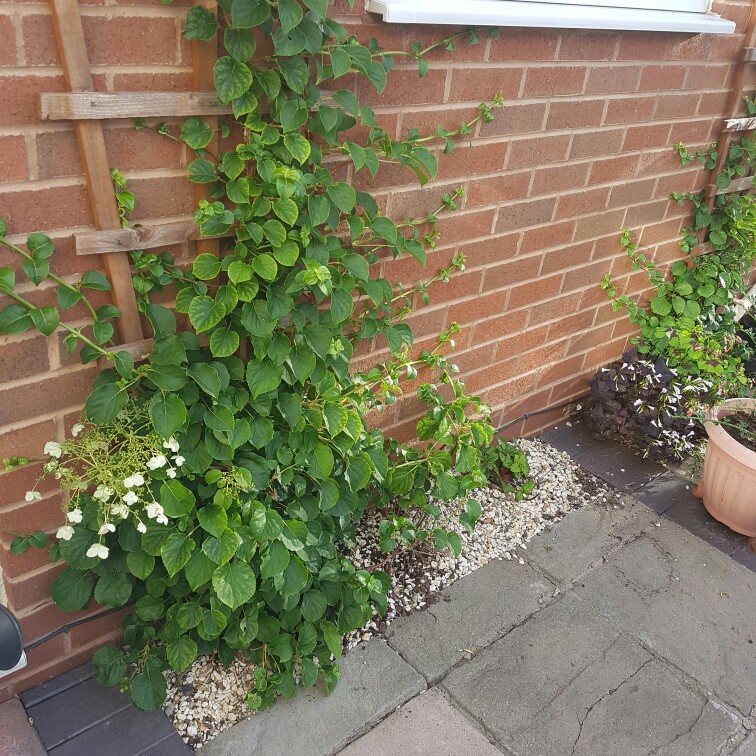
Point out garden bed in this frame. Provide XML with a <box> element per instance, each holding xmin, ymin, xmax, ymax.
<box><xmin>162</xmin><ymin>438</ymin><xmax>614</xmax><ymax>748</ymax></box>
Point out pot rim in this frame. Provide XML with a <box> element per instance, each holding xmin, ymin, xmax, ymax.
<box><xmin>705</xmin><ymin>397</ymin><xmax>756</xmax><ymax>468</ymax></box>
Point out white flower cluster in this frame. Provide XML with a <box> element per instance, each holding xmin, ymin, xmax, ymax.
<box><xmin>44</xmin><ymin>434</ymin><xmax>187</xmax><ymax>560</ymax></box>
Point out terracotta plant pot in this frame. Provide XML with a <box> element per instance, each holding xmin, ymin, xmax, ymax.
<box><xmin>694</xmin><ymin>398</ymin><xmax>756</xmax><ymax>543</ymax></box>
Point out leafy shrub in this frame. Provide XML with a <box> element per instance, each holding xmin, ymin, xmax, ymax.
<box><xmin>585</xmin><ymin>349</ymin><xmax>706</xmax><ymax>460</ymax></box>
<box><xmin>0</xmin><ymin>3</ymin><xmax>505</xmax><ymax>713</ymax></box>
<box><xmin>481</xmin><ymin>439</ymin><xmax>533</xmax><ymax>499</ymax></box>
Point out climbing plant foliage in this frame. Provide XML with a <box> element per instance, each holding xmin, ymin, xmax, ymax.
<box><xmin>0</xmin><ymin>1</ymin><xmax>504</xmax><ymax>711</ymax></box>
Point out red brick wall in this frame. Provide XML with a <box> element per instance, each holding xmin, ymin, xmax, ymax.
<box><xmin>0</xmin><ymin>0</ymin><xmax>749</xmax><ymax>696</ymax></box>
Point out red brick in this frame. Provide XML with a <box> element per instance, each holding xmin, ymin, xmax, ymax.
<box><xmin>489</xmin><ymin>29</ymin><xmax>559</xmax><ymax>61</ymax></box>
<box><xmin>541</xmin><ymin>241</ymin><xmax>593</xmax><ymax>274</ymax></box>
<box><xmin>570</xmin><ymin>128</ymin><xmax>624</xmax><ymax>159</ymax></box>
<box><xmin>520</xmin><ymin>221</ymin><xmax>576</xmax><ymax>255</ymax></box>
<box><xmin>436</xmin><ymin>141</ymin><xmax>509</xmax><ymax>181</ymax></box>
<box><xmin>396</xmin><ymin>107</ymin><xmax>474</xmax><ymax>140</ymax></box>
<box><xmin>483</xmin><ymin>254</ymin><xmax>542</xmax><ymax>290</ymax></box>
<box><xmin>654</xmin><ymin>93</ymin><xmax>701</xmax><ymax>120</ymax></box>
<box><xmin>696</xmin><ymin>90</ymin><xmax>730</xmax><ymax>116</ymax></box>
<box><xmin>531</xmin><ymin>163</ymin><xmax>589</xmax><ymax>195</ymax></box>
<box><xmin>585</xmin><ymin>65</ymin><xmax>641</xmax><ymax>94</ymax></box>
<box><xmin>471</xmin><ymin>310</ymin><xmax>525</xmax><ymax>345</ymax></box>
<box><xmin>0</xmin><ymin>366</ymin><xmax>97</xmax><ymax>426</ymax></box>
<box><xmin>453</xmin><ymin>343</ymin><xmax>498</xmax><ymax>374</ymax></box>
<box><xmin>482</xmin><ymin>371</ymin><xmax>541</xmax><ymax>409</ymax></box>
<box><xmin>81</xmin><ymin>16</ymin><xmax>179</xmax><ymax>65</ymax></box>
<box><xmin>0</xmin><ymin>74</ymin><xmax>65</xmax><ymax>127</ymax></box>
<box><xmin>0</xmin><ymin>184</ymin><xmax>93</xmax><ymax>233</ymax></box>
<box><xmin>570</xmin><ymin>322</ymin><xmax>615</xmax><ymax>353</ymax></box>
<box><xmin>447</xmin><ymin>66</ymin><xmax>523</xmax><ymax>103</ymax></box>
<box><xmin>636</xmin><ymin>148</ymin><xmax>682</xmax><ymax>176</ymax></box>
<box><xmin>588</xmin><ymin>154</ymin><xmax>639</xmax><ymax>185</ymax></box>
<box><xmin>546</xmin><ymin>310</ymin><xmax>595</xmax><ymax>341</ymax></box>
<box><xmin>495</xmin><ymin>196</ymin><xmax>555</xmax><ymax>232</ymax></box>
<box><xmin>448</xmin><ymin>290</ymin><xmax>507</xmax><ymax>325</ymax></box>
<box><xmin>4</xmin><ymin>561</ymin><xmax>64</xmax><ymax>612</ymax></box>
<box><xmin>436</xmin><ymin>208</ymin><xmax>496</xmax><ymax>246</ymax></box>
<box><xmin>507</xmin><ymin>134</ymin><xmax>570</xmax><ymax>169</ymax></box>
<box><xmin>0</xmin><ymin>136</ymin><xmax>28</xmax><ymax>183</ymax></box>
<box><xmin>21</xmin><ymin>14</ymin><xmax>59</xmax><ymax>66</ymax></box>
<box><xmin>638</xmin><ymin>65</ymin><xmax>687</xmax><ymax>91</ymax></box>
<box><xmin>561</xmin><ymin>261</ymin><xmax>609</xmax><ymax>293</ymax></box>
<box><xmin>359</xmin><ymin>67</ymin><xmax>447</xmax><ymax>106</ymax></box>
<box><xmin>668</xmin><ymin>118</ymin><xmax>713</xmax><ymax>144</ymax></box>
<box><xmin>479</xmin><ymin>103</ymin><xmax>547</xmax><ymax>137</ymax></box>
<box><xmin>683</xmin><ymin>64</ymin><xmax>730</xmax><ymax>90</ymax></box>
<box><xmin>555</xmin><ymin>187</ymin><xmax>610</xmax><ymax>220</ymax></box>
<box><xmin>549</xmin><ymin>372</ymin><xmax>593</xmax><ymax>403</ymax></box>
<box><xmin>466</xmin><ymin>171</ymin><xmax>530</xmax><ymax>208</ymax></box>
<box><xmin>0</xmin><ymin>420</ymin><xmax>56</xmax><ymax>462</ymax></box>
<box><xmin>522</xmin><ymin>66</ymin><xmax>586</xmax><ymax>98</ymax></box>
<box><xmin>407</xmin><ymin>26</ymin><xmax>487</xmax><ymax>63</ymax></box>
<box><xmin>546</xmin><ymin>99</ymin><xmax>605</xmax><ymax>130</ymax></box>
<box><xmin>128</xmin><ymin>176</ymin><xmax>194</xmax><ymax>221</ymax></box>
<box><xmin>574</xmin><ymin>209</ymin><xmax>626</xmax><ymax>242</ymax></box>
<box><xmin>35</xmin><ymin>130</ymin><xmax>82</xmax><ymax>179</ymax></box>
<box><xmin>388</xmin><ymin>181</ymin><xmax>462</xmax><ymax>218</ymax></box>
<box><xmin>460</xmin><ymin>233</ymin><xmax>519</xmax><ymax>269</ymax></box>
<box><xmin>508</xmin><ymin>274</ymin><xmax>562</xmax><ymax>309</ymax></box>
<box><xmin>559</xmin><ymin>31</ymin><xmax>618</xmax><ymax>61</ymax></box>
<box><xmin>622</xmin><ymin>123</ymin><xmax>671</xmax><ymax>151</ymax></box>
<box><xmin>0</xmin><ymin>334</ymin><xmax>49</xmax><ymax>381</ymax></box>
<box><xmin>104</xmin><ymin>126</ymin><xmax>183</xmax><ymax>171</ymax></box>
<box><xmin>605</xmin><ymin>96</ymin><xmax>656</xmax><ymax>124</ymax></box>
<box><xmin>608</xmin><ymin>177</ymin><xmax>656</xmax><ymax>208</ymax></box>
<box><xmin>422</xmin><ymin>269</ymin><xmax>483</xmax><ymax>305</ymax></box>
<box><xmin>639</xmin><ymin>217</ymin><xmax>685</xmax><ymax>246</ymax></box>
<box><xmin>616</xmin><ymin>33</ymin><xmax>671</xmax><ymax>61</ymax></box>
<box><xmin>111</xmin><ymin>72</ymin><xmax>194</xmax><ymax>91</ymax></box>
<box><xmin>625</xmin><ymin>198</ymin><xmax>672</xmax><ymax>227</ymax></box>
<box><xmin>528</xmin><ymin>292</ymin><xmax>581</xmax><ymax>326</ymax></box>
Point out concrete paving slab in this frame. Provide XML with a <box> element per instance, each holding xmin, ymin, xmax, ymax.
<box><xmin>442</xmin><ymin>596</ymin><xmax>741</xmax><ymax>756</ymax></box>
<box><xmin>524</xmin><ymin>498</ymin><xmax>658</xmax><ymax>585</ymax></box>
<box><xmin>664</xmin><ymin>495</ymin><xmax>748</xmax><ymax>555</ymax></box>
<box><xmin>732</xmin><ymin>732</ymin><xmax>756</xmax><ymax>755</ymax></box>
<box><xmin>0</xmin><ymin>698</ymin><xmax>46</xmax><ymax>756</ymax></box>
<box><xmin>337</xmin><ymin>688</ymin><xmax>502</xmax><ymax>756</ymax></box>
<box><xmin>575</xmin><ymin>522</ymin><xmax>756</xmax><ymax>715</ymax></box>
<box><xmin>199</xmin><ymin>640</ymin><xmax>426</xmax><ymax>756</ymax></box>
<box><xmin>386</xmin><ymin>559</ymin><xmax>555</xmax><ymax>683</ymax></box>
<box><xmin>633</xmin><ymin>470</ymin><xmax>695</xmax><ymax>515</ymax></box>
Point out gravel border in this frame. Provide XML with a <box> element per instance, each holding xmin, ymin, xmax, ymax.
<box><xmin>163</xmin><ymin>439</ymin><xmax>615</xmax><ymax>749</ymax></box>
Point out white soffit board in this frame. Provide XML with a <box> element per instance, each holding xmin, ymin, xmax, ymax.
<box><xmin>365</xmin><ymin>0</ymin><xmax>736</xmax><ymax>34</ymax></box>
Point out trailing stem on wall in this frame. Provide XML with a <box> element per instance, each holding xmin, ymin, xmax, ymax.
<box><xmin>0</xmin><ymin>1</ymin><xmax>513</xmax><ymax>711</ymax></box>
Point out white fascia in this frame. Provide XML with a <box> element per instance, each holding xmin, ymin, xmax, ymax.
<box><xmin>365</xmin><ymin>0</ymin><xmax>736</xmax><ymax>35</ymax></box>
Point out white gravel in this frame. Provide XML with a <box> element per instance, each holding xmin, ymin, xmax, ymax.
<box><xmin>163</xmin><ymin>438</ymin><xmax>616</xmax><ymax>749</ymax></box>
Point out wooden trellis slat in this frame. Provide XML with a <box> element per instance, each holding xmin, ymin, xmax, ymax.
<box><xmin>75</xmin><ymin>221</ymin><xmax>232</xmax><ymax>256</ymax></box>
<box><xmin>706</xmin><ymin>3</ymin><xmax>756</xmax><ymax>213</ymax></box>
<box><xmin>38</xmin><ymin>92</ymin><xmax>232</xmax><ymax>121</ymax></box>
<box><xmin>192</xmin><ymin>0</ymin><xmax>220</xmax><ymax>261</ymax></box>
<box><xmin>723</xmin><ymin>116</ymin><xmax>756</xmax><ymax>133</ymax></box>
<box><xmin>48</xmin><ymin>0</ymin><xmax>144</xmax><ymax>344</ymax></box>
<box><xmin>705</xmin><ymin>176</ymin><xmax>756</xmax><ymax>198</ymax></box>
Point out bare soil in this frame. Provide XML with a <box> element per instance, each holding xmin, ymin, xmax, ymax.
<box><xmin>723</xmin><ymin>411</ymin><xmax>756</xmax><ymax>453</ymax></box>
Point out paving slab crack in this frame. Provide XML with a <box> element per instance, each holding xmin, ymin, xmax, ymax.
<box><xmin>569</xmin><ymin>658</ymin><xmax>653</xmax><ymax>756</ymax></box>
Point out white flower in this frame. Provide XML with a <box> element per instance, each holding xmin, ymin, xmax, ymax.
<box><xmin>146</xmin><ymin>454</ymin><xmax>167</xmax><ymax>470</ymax></box>
<box><xmin>136</xmin><ymin>521</ymin><xmax>147</xmax><ymax>534</ymax></box>
<box><xmin>93</xmin><ymin>486</ymin><xmax>114</xmax><ymax>502</ymax></box>
<box><xmin>123</xmin><ymin>473</ymin><xmax>145</xmax><ymax>489</ymax></box>
<box><xmin>25</xmin><ymin>491</ymin><xmax>42</xmax><ymax>502</ymax></box>
<box><xmin>123</xmin><ymin>491</ymin><xmax>139</xmax><ymax>506</ymax></box>
<box><xmin>98</xmin><ymin>523</ymin><xmax>116</xmax><ymax>535</ymax></box>
<box><xmin>86</xmin><ymin>543</ymin><xmax>109</xmax><ymax>559</ymax></box>
<box><xmin>166</xmin><ymin>467</ymin><xmax>176</xmax><ymax>479</ymax></box>
<box><xmin>56</xmin><ymin>525</ymin><xmax>75</xmax><ymax>541</ymax></box>
<box><xmin>44</xmin><ymin>441</ymin><xmax>62</xmax><ymax>459</ymax></box>
<box><xmin>111</xmin><ymin>503</ymin><xmax>129</xmax><ymax>519</ymax></box>
<box><xmin>163</xmin><ymin>437</ymin><xmax>180</xmax><ymax>453</ymax></box>
<box><xmin>156</xmin><ymin>514</ymin><xmax>168</xmax><ymax>525</ymax></box>
<box><xmin>44</xmin><ymin>460</ymin><xmax>58</xmax><ymax>473</ymax></box>
<box><xmin>173</xmin><ymin>455</ymin><xmax>185</xmax><ymax>467</ymax></box>
<box><xmin>146</xmin><ymin>502</ymin><xmax>163</xmax><ymax>519</ymax></box>
<box><xmin>71</xmin><ymin>423</ymin><xmax>85</xmax><ymax>437</ymax></box>
<box><xmin>67</xmin><ymin>508</ymin><xmax>83</xmax><ymax>523</ymax></box>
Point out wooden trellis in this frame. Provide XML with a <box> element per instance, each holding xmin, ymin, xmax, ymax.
<box><xmin>41</xmin><ymin>0</ymin><xmax>230</xmax><ymax>356</ymax></box>
<box><xmin>705</xmin><ymin>4</ymin><xmax>756</xmax><ymax>207</ymax></box>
